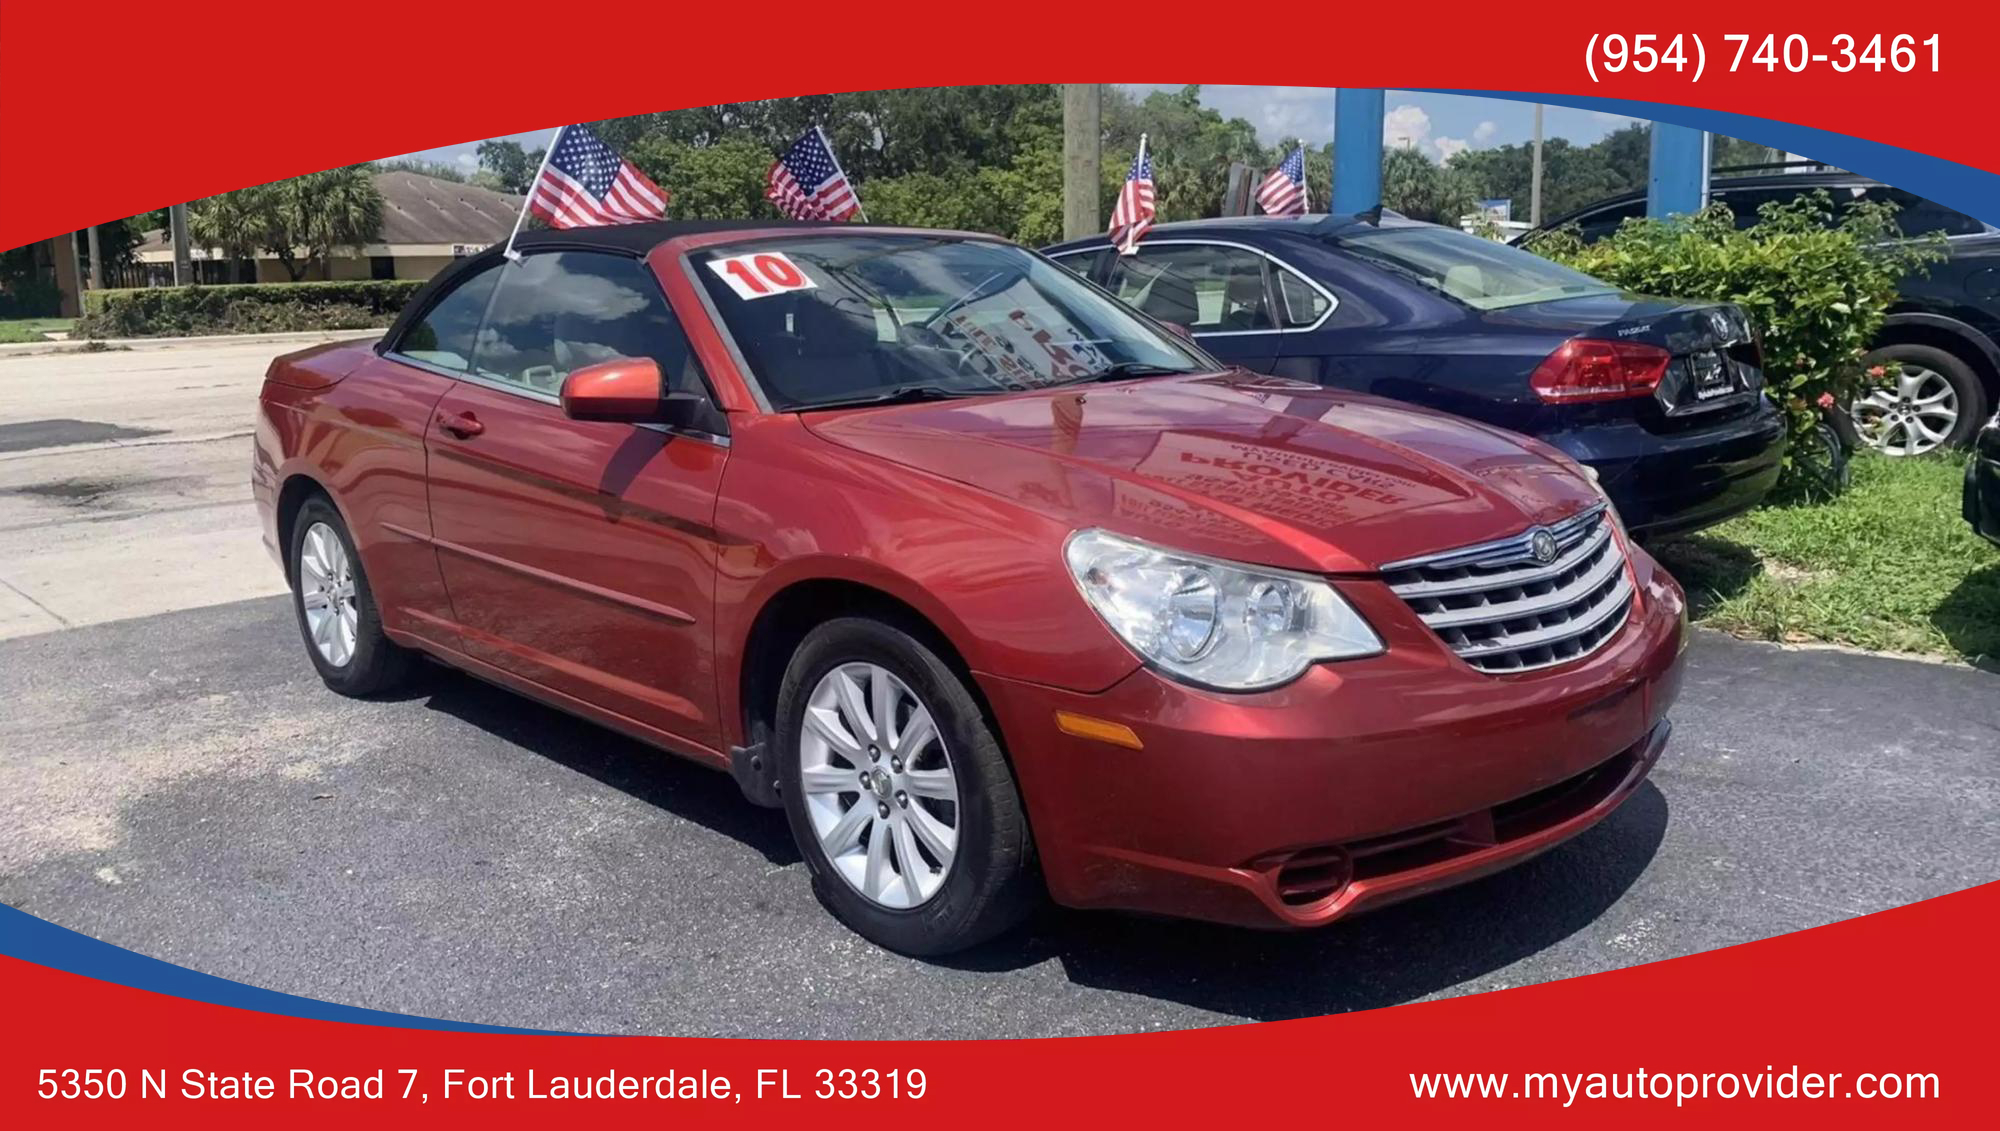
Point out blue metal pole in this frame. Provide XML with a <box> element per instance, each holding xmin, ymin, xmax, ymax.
<box><xmin>1647</xmin><ymin>123</ymin><xmax>1711</xmax><ymax>220</ymax></box>
<box><xmin>1331</xmin><ymin>88</ymin><xmax>1385</xmax><ymax>215</ymax></box>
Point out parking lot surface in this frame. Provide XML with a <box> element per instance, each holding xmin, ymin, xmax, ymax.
<box><xmin>0</xmin><ymin>337</ymin><xmax>357</xmax><ymax>638</ymax></box>
<box><xmin>2</xmin><ymin>596</ymin><xmax>1994</xmax><ymax>1038</ymax></box>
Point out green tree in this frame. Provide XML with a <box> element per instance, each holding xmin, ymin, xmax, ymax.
<box><xmin>375</xmin><ymin>158</ymin><xmax>466</xmax><ymax>182</ymax></box>
<box><xmin>1103</xmin><ymin>85</ymin><xmax>1264</xmax><ymax>222</ymax></box>
<box><xmin>190</xmin><ymin>165</ymin><xmax>383</xmax><ymax>281</ymax></box>
<box><xmin>476</xmin><ymin>139</ymin><xmax>546</xmax><ymax>194</ymax></box>
<box><xmin>1380</xmin><ymin>147</ymin><xmax>1478</xmax><ymax>224</ymax></box>
<box><xmin>625</xmin><ymin>137</ymin><xmax>776</xmax><ymax>220</ymax></box>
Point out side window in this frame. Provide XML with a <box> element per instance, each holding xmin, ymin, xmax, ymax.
<box><xmin>1860</xmin><ymin>187</ymin><xmax>1985</xmax><ymax>238</ymax></box>
<box><xmin>1051</xmin><ymin>250</ymin><xmax>1107</xmax><ymax>283</ymax></box>
<box><xmin>1714</xmin><ymin>187</ymin><xmax>1810</xmax><ymax>229</ymax></box>
<box><xmin>1572</xmin><ymin>199</ymin><xmax>1645</xmax><ymax>243</ymax></box>
<box><xmin>1104</xmin><ymin>245</ymin><xmax>1275</xmax><ymax>332</ymax></box>
<box><xmin>397</xmin><ymin>264</ymin><xmax>500</xmax><ymax>371</ymax></box>
<box><xmin>472</xmin><ymin>251</ymin><xmax>710</xmax><ymax>400</ymax></box>
<box><xmin>1275</xmin><ymin>267</ymin><xmax>1331</xmax><ymax>327</ymax></box>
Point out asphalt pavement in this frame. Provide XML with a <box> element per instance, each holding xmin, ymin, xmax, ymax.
<box><xmin>3</xmin><ymin>596</ymin><xmax>1994</xmax><ymax>1038</ymax></box>
<box><xmin>0</xmin><ymin>336</ymin><xmax>358</xmax><ymax>638</ymax></box>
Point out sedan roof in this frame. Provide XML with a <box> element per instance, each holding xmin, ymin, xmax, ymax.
<box><xmin>506</xmin><ymin>217</ymin><xmax>847</xmax><ymax>256</ymax></box>
<box><xmin>1041</xmin><ymin>210</ymin><xmax>1427</xmax><ymax>255</ymax></box>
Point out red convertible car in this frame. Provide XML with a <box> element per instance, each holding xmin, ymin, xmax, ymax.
<box><xmin>253</xmin><ymin>221</ymin><xmax>1687</xmax><ymax>954</ymax></box>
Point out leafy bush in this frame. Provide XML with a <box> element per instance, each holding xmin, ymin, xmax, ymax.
<box><xmin>1531</xmin><ymin>192</ymin><xmax>1943</xmax><ymax>498</ymax></box>
<box><xmin>75</xmin><ymin>280</ymin><xmax>423</xmax><ymax>339</ymax></box>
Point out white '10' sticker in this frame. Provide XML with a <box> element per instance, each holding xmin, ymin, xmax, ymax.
<box><xmin>705</xmin><ymin>252</ymin><xmax>818</xmax><ymax>300</ymax></box>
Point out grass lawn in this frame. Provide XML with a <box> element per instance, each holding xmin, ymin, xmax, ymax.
<box><xmin>0</xmin><ymin>317</ymin><xmax>73</xmax><ymax>343</ymax></box>
<box><xmin>1652</xmin><ymin>451</ymin><xmax>2000</xmax><ymax>666</ymax></box>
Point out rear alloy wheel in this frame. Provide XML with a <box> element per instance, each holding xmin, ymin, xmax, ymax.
<box><xmin>777</xmin><ymin>616</ymin><xmax>1037</xmax><ymax>955</ymax></box>
<box><xmin>288</xmin><ymin>497</ymin><xmax>416</xmax><ymax>697</ymax></box>
<box><xmin>1851</xmin><ymin>345</ymin><xmax>1988</xmax><ymax>456</ymax></box>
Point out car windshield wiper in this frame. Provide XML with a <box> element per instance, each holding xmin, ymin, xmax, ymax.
<box><xmin>1063</xmin><ymin>362</ymin><xmax>1201</xmax><ymax>385</ymax></box>
<box><xmin>795</xmin><ymin>384</ymin><xmax>994</xmax><ymax>412</ymax></box>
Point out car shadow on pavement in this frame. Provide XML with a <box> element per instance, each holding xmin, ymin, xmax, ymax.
<box><xmin>399</xmin><ymin>660</ymin><xmax>1667</xmax><ymax>1020</ymax></box>
<box><xmin>1647</xmin><ymin>535</ymin><xmax>1762</xmax><ymax>616</ymax></box>
<box><xmin>945</xmin><ymin>784</ymin><xmax>1670</xmax><ymax>1020</ymax></box>
<box><xmin>1932</xmin><ymin>562</ymin><xmax>2000</xmax><ymax>672</ymax></box>
<box><xmin>412</xmin><ymin>665</ymin><xmax>802</xmax><ymax>868</ymax></box>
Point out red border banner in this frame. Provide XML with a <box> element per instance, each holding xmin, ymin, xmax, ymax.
<box><xmin>4</xmin><ymin>880</ymin><xmax>1994</xmax><ymax>1126</ymax></box>
<box><xmin>2</xmin><ymin>3</ymin><xmax>1996</xmax><ymax>248</ymax></box>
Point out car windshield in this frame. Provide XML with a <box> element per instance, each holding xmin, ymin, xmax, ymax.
<box><xmin>1339</xmin><ymin>225</ymin><xmax>1618</xmax><ymax>310</ymax></box>
<box><xmin>692</xmin><ymin>235</ymin><xmax>1209</xmax><ymax>410</ymax></box>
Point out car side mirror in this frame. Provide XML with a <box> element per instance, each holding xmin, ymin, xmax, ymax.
<box><xmin>559</xmin><ymin>357</ymin><xmax>711</xmax><ymax>430</ymax></box>
<box><xmin>1162</xmin><ymin>321</ymin><xmax>1195</xmax><ymax>342</ymax></box>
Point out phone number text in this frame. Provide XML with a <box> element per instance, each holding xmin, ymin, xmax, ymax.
<box><xmin>1585</xmin><ymin>33</ymin><xmax>1941</xmax><ymax>83</ymax></box>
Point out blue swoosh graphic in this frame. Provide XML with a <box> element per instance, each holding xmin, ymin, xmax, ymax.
<box><xmin>0</xmin><ymin>904</ymin><xmax>561</xmax><ymax>1034</ymax></box>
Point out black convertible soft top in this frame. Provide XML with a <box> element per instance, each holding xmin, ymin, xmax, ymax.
<box><xmin>379</xmin><ymin>218</ymin><xmax>854</xmax><ymax>352</ymax></box>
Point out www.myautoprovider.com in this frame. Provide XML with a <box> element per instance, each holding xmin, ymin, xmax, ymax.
<box><xmin>1410</xmin><ymin>1066</ymin><xmax>1940</xmax><ymax>1107</ymax></box>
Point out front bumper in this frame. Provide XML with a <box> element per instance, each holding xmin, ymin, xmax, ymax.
<box><xmin>977</xmin><ymin>553</ymin><xmax>1686</xmax><ymax>929</ymax></box>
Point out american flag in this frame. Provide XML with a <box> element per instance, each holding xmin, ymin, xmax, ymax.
<box><xmin>1258</xmin><ymin>145</ymin><xmax>1309</xmax><ymax>217</ymax></box>
<box><xmin>1108</xmin><ymin>136</ymin><xmax>1156</xmax><ymax>255</ymax></box>
<box><xmin>767</xmin><ymin>127</ymin><xmax>861</xmax><ymax>222</ymax></box>
<box><xmin>526</xmin><ymin>124</ymin><xmax>669</xmax><ymax>229</ymax></box>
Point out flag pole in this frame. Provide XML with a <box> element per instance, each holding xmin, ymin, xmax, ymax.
<box><xmin>816</xmin><ymin>124</ymin><xmax>867</xmax><ymax>223</ymax></box>
<box><xmin>502</xmin><ymin>126</ymin><xmax>565</xmax><ymax>262</ymax></box>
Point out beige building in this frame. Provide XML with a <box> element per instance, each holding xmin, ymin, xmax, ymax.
<box><xmin>131</xmin><ymin>171</ymin><xmax>524</xmax><ymax>286</ymax></box>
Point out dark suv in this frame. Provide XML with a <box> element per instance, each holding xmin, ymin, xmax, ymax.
<box><xmin>1521</xmin><ymin>170</ymin><xmax>2000</xmax><ymax>456</ymax></box>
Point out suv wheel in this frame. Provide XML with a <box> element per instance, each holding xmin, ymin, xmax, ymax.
<box><xmin>776</xmin><ymin>616</ymin><xmax>1037</xmax><ymax>955</ymax></box>
<box><xmin>1851</xmin><ymin>344</ymin><xmax>1989</xmax><ymax>455</ymax></box>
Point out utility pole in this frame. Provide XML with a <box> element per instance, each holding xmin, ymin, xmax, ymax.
<box><xmin>85</xmin><ymin>225</ymin><xmax>103</xmax><ymax>291</ymax></box>
<box><xmin>169</xmin><ymin>203</ymin><xmax>192</xmax><ymax>286</ymax></box>
<box><xmin>1062</xmin><ymin>83</ymin><xmax>1101</xmax><ymax>240</ymax></box>
<box><xmin>1530</xmin><ymin>103</ymin><xmax>1545</xmax><ymax>227</ymax></box>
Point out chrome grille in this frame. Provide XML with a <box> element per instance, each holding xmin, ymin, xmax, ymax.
<box><xmin>1383</xmin><ymin>506</ymin><xmax>1632</xmax><ymax>674</ymax></box>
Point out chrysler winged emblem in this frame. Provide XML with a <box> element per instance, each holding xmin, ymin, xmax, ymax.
<box><xmin>1530</xmin><ymin>528</ymin><xmax>1559</xmax><ymax>564</ymax></box>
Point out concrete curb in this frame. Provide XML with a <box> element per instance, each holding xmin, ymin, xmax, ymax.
<box><xmin>0</xmin><ymin>328</ymin><xmax>385</xmax><ymax>359</ymax></box>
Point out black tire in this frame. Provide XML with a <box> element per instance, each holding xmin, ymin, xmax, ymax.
<box><xmin>1861</xmin><ymin>343</ymin><xmax>1990</xmax><ymax>451</ymax></box>
<box><xmin>776</xmin><ymin>616</ymin><xmax>1037</xmax><ymax>955</ymax></box>
<box><xmin>287</xmin><ymin>496</ymin><xmax>416</xmax><ymax>697</ymax></box>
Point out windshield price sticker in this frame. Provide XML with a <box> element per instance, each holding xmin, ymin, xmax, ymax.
<box><xmin>708</xmin><ymin>252</ymin><xmax>818</xmax><ymax>300</ymax></box>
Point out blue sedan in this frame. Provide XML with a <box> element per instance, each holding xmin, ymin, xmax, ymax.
<box><xmin>1044</xmin><ymin>213</ymin><xmax>1787</xmax><ymax>538</ymax></box>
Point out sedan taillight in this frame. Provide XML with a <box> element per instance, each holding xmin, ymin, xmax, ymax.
<box><xmin>1529</xmin><ymin>338</ymin><xmax>1672</xmax><ymax>403</ymax></box>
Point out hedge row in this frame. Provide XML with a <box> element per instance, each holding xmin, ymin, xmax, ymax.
<box><xmin>75</xmin><ymin>280</ymin><xmax>426</xmax><ymax>339</ymax></box>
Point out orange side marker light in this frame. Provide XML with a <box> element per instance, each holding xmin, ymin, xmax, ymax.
<box><xmin>1054</xmin><ymin>711</ymin><xmax>1143</xmax><ymax>750</ymax></box>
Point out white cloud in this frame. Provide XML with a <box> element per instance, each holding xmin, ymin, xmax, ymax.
<box><xmin>1473</xmin><ymin>120</ymin><xmax>1498</xmax><ymax>144</ymax></box>
<box><xmin>1383</xmin><ymin>104</ymin><xmax>1433</xmax><ymax>152</ymax></box>
<box><xmin>1434</xmin><ymin>137</ymin><xmax>1470</xmax><ymax>161</ymax></box>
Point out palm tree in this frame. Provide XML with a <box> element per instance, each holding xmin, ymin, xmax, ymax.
<box><xmin>189</xmin><ymin>165</ymin><xmax>384</xmax><ymax>282</ymax></box>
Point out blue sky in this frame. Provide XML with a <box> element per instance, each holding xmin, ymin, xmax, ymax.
<box><xmin>392</xmin><ymin>87</ymin><xmax>1644</xmax><ymax>172</ymax></box>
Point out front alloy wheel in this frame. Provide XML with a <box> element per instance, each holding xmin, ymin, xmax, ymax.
<box><xmin>799</xmin><ymin>662</ymin><xmax>960</xmax><ymax>909</ymax></box>
<box><xmin>776</xmin><ymin>616</ymin><xmax>1037</xmax><ymax>955</ymax></box>
<box><xmin>1851</xmin><ymin>364</ymin><xmax>1960</xmax><ymax>456</ymax></box>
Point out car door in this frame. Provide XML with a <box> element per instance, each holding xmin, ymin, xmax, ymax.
<box><xmin>423</xmin><ymin>249</ymin><xmax>732</xmax><ymax>755</ymax></box>
<box><xmin>356</xmin><ymin>258</ymin><xmax>506</xmax><ymax>653</ymax></box>
<box><xmin>1101</xmin><ymin>242</ymin><xmax>1285</xmax><ymax>372</ymax></box>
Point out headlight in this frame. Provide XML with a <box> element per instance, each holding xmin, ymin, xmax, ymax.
<box><xmin>1063</xmin><ymin>529</ymin><xmax>1382</xmax><ymax>691</ymax></box>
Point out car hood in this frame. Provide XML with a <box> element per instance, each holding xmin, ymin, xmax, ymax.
<box><xmin>801</xmin><ymin>372</ymin><xmax>1603</xmax><ymax>573</ymax></box>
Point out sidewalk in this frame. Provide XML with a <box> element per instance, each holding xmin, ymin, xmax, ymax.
<box><xmin>0</xmin><ymin>327</ymin><xmax>385</xmax><ymax>360</ymax></box>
